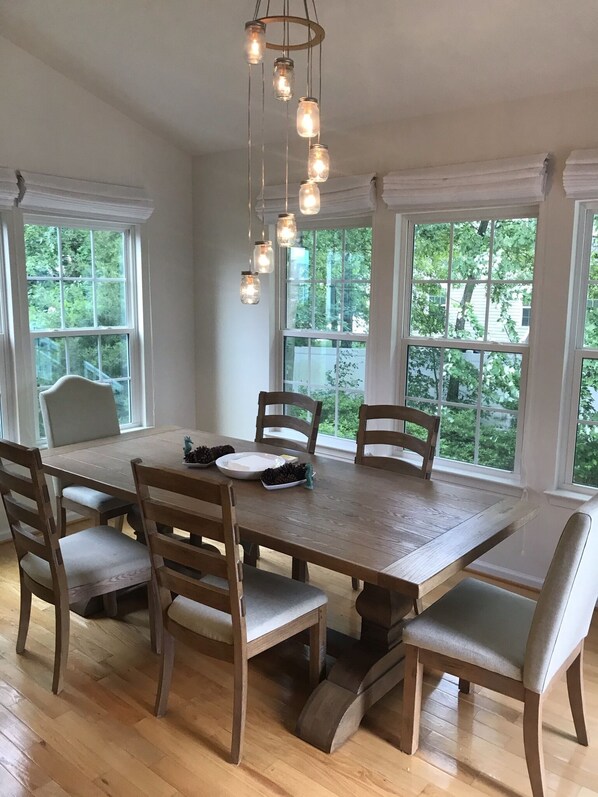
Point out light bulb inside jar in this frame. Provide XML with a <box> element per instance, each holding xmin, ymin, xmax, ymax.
<box><xmin>273</xmin><ymin>57</ymin><xmax>294</xmax><ymax>101</ymax></box>
<box><xmin>297</xmin><ymin>97</ymin><xmax>320</xmax><ymax>138</ymax></box>
<box><xmin>244</xmin><ymin>21</ymin><xmax>266</xmax><ymax>64</ymax></box>
<box><xmin>308</xmin><ymin>143</ymin><xmax>330</xmax><ymax>182</ymax></box>
<box><xmin>240</xmin><ymin>271</ymin><xmax>261</xmax><ymax>304</ymax></box>
<box><xmin>253</xmin><ymin>240</ymin><xmax>274</xmax><ymax>273</ymax></box>
<box><xmin>276</xmin><ymin>213</ymin><xmax>297</xmax><ymax>247</ymax></box>
<box><xmin>299</xmin><ymin>181</ymin><xmax>320</xmax><ymax>215</ymax></box>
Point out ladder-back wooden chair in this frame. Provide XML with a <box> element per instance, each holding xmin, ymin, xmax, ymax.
<box><xmin>250</xmin><ymin>390</ymin><xmax>323</xmax><ymax>576</ymax></box>
<box><xmin>131</xmin><ymin>459</ymin><xmax>327</xmax><ymax>765</ymax></box>
<box><xmin>39</xmin><ymin>375</ymin><xmax>133</xmax><ymax>537</ymax></box>
<box><xmin>401</xmin><ymin>492</ymin><xmax>598</xmax><ymax>797</ymax></box>
<box><xmin>353</xmin><ymin>404</ymin><xmax>440</xmax><ymax>593</ymax></box>
<box><xmin>0</xmin><ymin>439</ymin><xmax>156</xmax><ymax>694</ymax></box>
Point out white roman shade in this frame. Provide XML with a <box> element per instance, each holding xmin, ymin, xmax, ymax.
<box><xmin>17</xmin><ymin>171</ymin><xmax>154</xmax><ymax>222</ymax></box>
<box><xmin>382</xmin><ymin>153</ymin><xmax>550</xmax><ymax>212</ymax></box>
<box><xmin>257</xmin><ymin>173</ymin><xmax>376</xmax><ymax>223</ymax></box>
<box><xmin>563</xmin><ymin>149</ymin><xmax>598</xmax><ymax>200</ymax></box>
<box><xmin>0</xmin><ymin>167</ymin><xmax>19</xmax><ymax>209</ymax></box>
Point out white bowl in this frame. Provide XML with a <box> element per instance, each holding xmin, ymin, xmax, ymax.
<box><xmin>215</xmin><ymin>451</ymin><xmax>286</xmax><ymax>480</ymax></box>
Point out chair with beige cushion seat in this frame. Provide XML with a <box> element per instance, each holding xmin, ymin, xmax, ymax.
<box><xmin>400</xmin><ymin>493</ymin><xmax>598</xmax><ymax>797</ymax></box>
<box><xmin>131</xmin><ymin>459</ymin><xmax>327</xmax><ymax>765</ymax></box>
<box><xmin>39</xmin><ymin>375</ymin><xmax>133</xmax><ymax>538</ymax></box>
<box><xmin>353</xmin><ymin>403</ymin><xmax>440</xmax><ymax>593</ymax></box>
<box><xmin>0</xmin><ymin>439</ymin><xmax>157</xmax><ymax>694</ymax></box>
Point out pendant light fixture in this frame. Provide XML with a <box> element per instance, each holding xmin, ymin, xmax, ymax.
<box><xmin>242</xmin><ymin>1</ymin><xmax>329</xmax><ymax>302</ymax></box>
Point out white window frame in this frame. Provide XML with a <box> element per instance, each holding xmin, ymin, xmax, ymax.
<box><xmin>396</xmin><ymin>206</ymin><xmax>539</xmax><ymax>479</ymax></box>
<box><xmin>561</xmin><ymin>201</ymin><xmax>598</xmax><ymax>492</ymax></box>
<box><xmin>277</xmin><ymin>217</ymin><xmax>372</xmax><ymax>451</ymax></box>
<box><xmin>0</xmin><ymin>214</ymin><xmax>17</xmax><ymax>439</ymax></box>
<box><xmin>13</xmin><ymin>211</ymin><xmax>148</xmax><ymax>444</ymax></box>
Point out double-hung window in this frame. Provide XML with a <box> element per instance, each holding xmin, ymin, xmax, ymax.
<box><xmin>282</xmin><ymin>226</ymin><xmax>372</xmax><ymax>443</ymax></box>
<box><xmin>565</xmin><ymin>205</ymin><xmax>598</xmax><ymax>488</ymax></box>
<box><xmin>24</xmin><ymin>218</ymin><xmax>140</xmax><ymax>439</ymax></box>
<box><xmin>402</xmin><ymin>214</ymin><xmax>538</xmax><ymax>472</ymax></box>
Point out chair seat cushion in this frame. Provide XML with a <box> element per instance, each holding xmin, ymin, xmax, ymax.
<box><xmin>21</xmin><ymin>526</ymin><xmax>151</xmax><ymax>592</ymax></box>
<box><xmin>403</xmin><ymin>578</ymin><xmax>537</xmax><ymax>681</ymax></box>
<box><xmin>62</xmin><ymin>485</ymin><xmax>131</xmax><ymax>515</ymax></box>
<box><xmin>167</xmin><ymin>565</ymin><xmax>327</xmax><ymax>645</ymax></box>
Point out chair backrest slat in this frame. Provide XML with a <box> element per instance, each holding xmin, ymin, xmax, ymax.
<box><xmin>3</xmin><ymin>494</ymin><xmax>48</xmax><ymax>535</ymax></box>
<box><xmin>524</xmin><ymin>493</ymin><xmax>598</xmax><ymax>693</ymax></box>
<box><xmin>255</xmin><ymin>390</ymin><xmax>322</xmax><ymax>454</ymax></box>
<box><xmin>9</xmin><ymin>521</ymin><xmax>52</xmax><ymax>560</ymax></box>
<box><xmin>0</xmin><ymin>464</ymin><xmax>37</xmax><ymax>500</ymax></box>
<box><xmin>355</xmin><ymin>404</ymin><xmax>440</xmax><ymax>480</ymax></box>
<box><xmin>131</xmin><ymin>459</ymin><xmax>245</xmax><ymax>640</ymax></box>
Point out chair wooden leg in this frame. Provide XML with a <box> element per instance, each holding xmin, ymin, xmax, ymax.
<box><xmin>309</xmin><ymin>606</ymin><xmax>327</xmax><ymax>687</ymax></box>
<box><xmin>566</xmin><ymin>646</ymin><xmax>589</xmax><ymax>746</ymax></box>
<box><xmin>351</xmin><ymin>577</ymin><xmax>360</xmax><ymax>590</ymax></box>
<box><xmin>458</xmin><ymin>678</ymin><xmax>471</xmax><ymax>694</ymax></box>
<box><xmin>523</xmin><ymin>690</ymin><xmax>546</xmax><ymax>797</ymax></box>
<box><xmin>155</xmin><ymin>630</ymin><xmax>175</xmax><ymax>717</ymax></box>
<box><xmin>56</xmin><ymin>497</ymin><xmax>68</xmax><ymax>538</ymax></box>
<box><xmin>400</xmin><ymin>645</ymin><xmax>423</xmax><ymax>754</ymax></box>
<box><xmin>231</xmin><ymin>654</ymin><xmax>248</xmax><ymax>765</ymax></box>
<box><xmin>292</xmin><ymin>558</ymin><xmax>309</xmax><ymax>582</ymax></box>
<box><xmin>242</xmin><ymin>541</ymin><xmax>259</xmax><ymax>568</ymax></box>
<box><xmin>103</xmin><ymin>592</ymin><xmax>118</xmax><ymax>618</ymax></box>
<box><xmin>52</xmin><ymin>599</ymin><xmax>70</xmax><ymax>694</ymax></box>
<box><xmin>16</xmin><ymin>574</ymin><xmax>32</xmax><ymax>654</ymax></box>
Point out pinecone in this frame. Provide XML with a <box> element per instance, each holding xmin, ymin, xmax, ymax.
<box><xmin>184</xmin><ymin>444</ymin><xmax>235</xmax><ymax>464</ymax></box>
<box><xmin>261</xmin><ymin>462</ymin><xmax>307</xmax><ymax>485</ymax></box>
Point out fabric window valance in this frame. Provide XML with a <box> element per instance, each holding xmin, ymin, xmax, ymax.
<box><xmin>563</xmin><ymin>149</ymin><xmax>598</xmax><ymax>200</ymax></box>
<box><xmin>257</xmin><ymin>173</ymin><xmax>376</xmax><ymax>224</ymax></box>
<box><xmin>17</xmin><ymin>171</ymin><xmax>154</xmax><ymax>222</ymax></box>
<box><xmin>382</xmin><ymin>153</ymin><xmax>550</xmax><ymax>213</ymax></box>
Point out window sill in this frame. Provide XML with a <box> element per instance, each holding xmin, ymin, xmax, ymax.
<box><xmin>544</xmin><ymin>488</ymin><xmax>595</xmax><ymax>509</ymax></box>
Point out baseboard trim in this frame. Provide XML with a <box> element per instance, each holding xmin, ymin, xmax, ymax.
<box><xmin>466</xmin><ymin>560</ymin><xmax>544</xmax><ymax>592</ymax></box>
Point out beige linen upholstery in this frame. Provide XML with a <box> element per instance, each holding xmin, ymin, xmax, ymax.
<box><xmin>169</xmin><ymin>565</ymin><xmax>327</xmax><ymax>644</ymax></box>
<box><xmin>131</xmin><ymin>459</ymin><xmax>328</xmax><ymax>765</ymax></box>
<box><xmin>39</xmin><ymin>375</ymin><xmax>132</xmax><ymax>535</ymax></box>
<box><xmin>0</xmin><ymin>439</ymin><xmax>158</xmax><ymax>695</ymax></box>
<box><xmin>401</xmin><ymin>492</ymin><xmax>598</xmax><ymax>797</ymax></box>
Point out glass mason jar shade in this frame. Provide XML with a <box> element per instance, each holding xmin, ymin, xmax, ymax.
<box><xmin>276</xmin><ymin>213</ymin><xmax>297</xmax><ymax>247</ymax></box>
<box><xmin>297</xmin><ymin>97</ymin><xmax>320</xmax><ymax>138</ymax></box>
<box><xmin>240</xmin><ymin>271</ymin><xmax>261</xmax><ymax>304</ymax></box>
<box><xmin>308</xmin><ymin>143</ymin><xmax>330</xmax><ymax>182</ymax></box>
<box><xmin>299</xmin><ymin>180</ymin><xmax>320</xmax><ymax>215</ymax></box>
<box><xmin>244</xmin><ymin>21</ymin><xmax>266</xmax><ymax>64</ymax></box>
<box><xmin>253</xmin><ymin>240</ymin><xmax>274</xmax><ymax>273</ymax></box>
<box><xmin>273</xmin><ymin>57</ymin><xmax>294</xmax><ymax>101</ymax></box>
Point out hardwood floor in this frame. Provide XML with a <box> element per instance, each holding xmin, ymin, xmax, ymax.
<box><xmin>0</xmin><ymin>534</ymin><xmax>596</xmax><ymax>797</ymax></box>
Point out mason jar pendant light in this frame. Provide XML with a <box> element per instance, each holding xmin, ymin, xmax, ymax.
<box><xmin>240</xmin><ymin>271</ymin><xmax>261</xmax><ymax>304</ymax></box>
<box><xmin>244</xmin><ymin>21</ymin><xmax>266</xmax><ymax>64</ymax></box>
<box><xmin>273</xmin><ymin>57</ymin><xmax>294</xmax><ymax>101</ymax></box>
<box><xmin>276</xmin><ymin>213</ymin><xmax>297</xmax><ymax>247</ymax></box>
<box><xmin>297</xmin><ymin>97</ymin><xmax>320</xmax><ymax>138</ymax></box>
<box><xmin>299</xmin><ymin>180</ymin><xmax>320</xmax><ymax>215</ymax></box>
<box><xmin>308</xmin><ymin>143</ymin><xmax>329</xmax><ymax>182</ymax></box>
<box><xmin>253</xmin><ymin>240</ymin><xmax>274</xmax><ymax>273</ymax></box>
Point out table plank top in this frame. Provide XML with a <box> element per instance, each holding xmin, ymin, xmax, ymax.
<box><xmin>41</xmin><ymin>427</ymin><xmax>538</xmax><ymax>598</ymax></box>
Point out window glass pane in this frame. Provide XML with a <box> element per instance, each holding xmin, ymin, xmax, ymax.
<box><xmin>67</xmin><ymin>335</ymin><xmax>99</xmax><ymax>379</ymax></box>
<box><xmin>482</xmin><ymin>351</ymin><xmax>522</xmax><ymax>410</ymax></box>
<box><xmin>286</xmin><ymin>283</ymin><xmax>312</xmax><ymax>329</ymax></box>
<box><xmin>101</xmin><ymin>335</ymin><xmax>130</xmax><ymax>379</ymax></box>
<box><xmin>344</xmin><ymin>228</ymin><xmax>372</xmax><ymax>281</ymax></box>
<box><xmin>578</xmin><ymin>358</ymin><xmax>598</xmax><ymax>421</ymax></box>
<box><xmin>288</xmin><ymin>236</ymin><xmax>312</xmax><ymax>280</ymax></box>
<box><xmin>406</xmin><ymin>346</ymin><xmax>440</xmax><ymax>401</ymax></box>
<box><xmin>583</xmin><ymin>283</ymin><xmax>598</xmax><ymax>348</ymax></box>
<box><xmin>410</xmin><ymin>283</ymin><xmax>447</xmax><ymax>337</ymax></box>
<box><xmin>590</xmin><ymin>217</ymin><xmax>598</xmax><ymax>281</ymax></box>
<box><xmin>28</xmin><ymin>281</ymin><xmax>62</xmax><ymax>331</ymax></box>
<box><xmin>488</xmin><ymin>284</ymin><xmax>532</xmax><ymax>343</ymax></box>
<box><xmin>478</xmin><ymin>411</ymin><xmax>517</xmax><ymax>471</ymax></box>
<box><xmin>492</xmin><ymin>218</ymin><xmax>537</xmax><ymax>280</ymax></box>
<box><xmin>439</xmin><ymin>406</ymin><xmax>476</xmax><ymax>464</ymax></box>
<box><xmin>314</xmin><ymin>282</ymin><xmax>340</xmax><ymax>331</ymax></box>
<box><xmin>25</xmin><ymin>225</ymin><xmax>59</xmax><ymax>277</ymax></box>
<box><xmin>61</xmin><ymin>228</ymin><xmax>92</xmax><ymax>278</ymax></box>
<box><xmin>63</xmin><ymin>281</ymin><xmax>94</xmax><ymax>328</ymax></box>
<box><xmin>447</xmin><ymin>282</ymin><xmax>486</xmax><ymax>340</ymax></box>
<box><xmin>451</xmin><ymin>221</ymin><xmax>490</xmax><ymax>280</ymax></box>
<box><xmin>573</xmin><ymin>424</ymin><xmax>598</xmax><ymax>487</ymax></box>
<box><xmin>112</xmin><ymin>380</ymin><xmax>131</xmax><ymax>425</ymax></box>
<box><xmin>35</xmin><ymin>337</ymin><xmax>66</xmax><ymax>389</ymax></box>
<box><xmin>342</xmin><ymin>283</ymin><xmax>369</xmax><ymax>333</ymax></box>
<box><xmin>284</xmin><ymin>336</ymin><xmax>308</xmax><ymax>385</ymax></box>
<box><xmin>96</xmin><ymin>281</ymin><xmax>126</xmax><ymax>326</ymax></box>
<box><xmin>442</xmin><ymin>349</ymin><xmax>480</xmax><ymax>405</ymax></box>
<box><xmin>412</xmin><ymin>223</ymin><xmax>450</xmax><ymax>280</ymax></box>
<box><xmin>94</xmin><ymin>230</ymin><xmax>125</xmax><ymax>278</ymax></box>
<box><xmin>314</xmin><ymin>229</ymin><xmax>342</xmax><ymax>281</ymax></box>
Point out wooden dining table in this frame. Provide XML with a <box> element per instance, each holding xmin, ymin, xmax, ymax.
<box><xmin>41</xmin><ymin>425</ymin><xmax>538</xmax><ymax>753</ymax></box>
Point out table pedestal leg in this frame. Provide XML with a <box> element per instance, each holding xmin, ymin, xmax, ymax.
<box><xmin>296</xmin><ymin>582</ymin><xmax>412</xmax><ymax>752</ymax></box>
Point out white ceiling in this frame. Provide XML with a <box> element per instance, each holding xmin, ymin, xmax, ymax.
<box><xmin>1</xmin><ymin>0</ymin><xmax>598</xmax><ymax>156</ymax></box>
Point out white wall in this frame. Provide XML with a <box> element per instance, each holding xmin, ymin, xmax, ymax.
<box><xmin>0</xmin><ymin>35</ymin><xmax>196</xmax><ymax>430</ymax></box>
<box><xmin>193</xmin><ymin>85</ymin><xmax>598</xmax><ymax>589</ymax></box>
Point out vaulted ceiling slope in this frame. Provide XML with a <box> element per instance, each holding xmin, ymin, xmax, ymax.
<box><xmin>1</xmin><ymin>0</ymin><xmax>598</xmax><ymax>156</ymax></box>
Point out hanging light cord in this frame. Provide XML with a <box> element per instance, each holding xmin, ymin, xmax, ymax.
<box><xmin>260</xmin><ymin>60</ymin><xmax>266</xmax><ymax>240</ymax></box>
<box><xmin>285</xmin><ymin>98</ymin><xmax>289</xmax><ymax>214</ymax></box>
<box><xmin>247</xmin><ymin>63</ymin><xmax>253</xmax><ymax>268</ymax></box>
